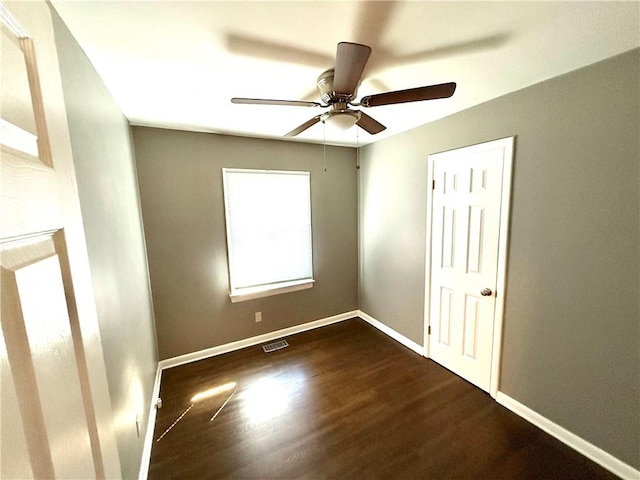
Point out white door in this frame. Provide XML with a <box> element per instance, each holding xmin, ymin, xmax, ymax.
<box><xmin>427</xmin><ymin>138</ymin><xmax>513</xmax><ymax>394</ymax></box>
<box><xmin>1</xmin><ymin>3</ymin><xmax>119</xmax><ymax>478</ymax></box>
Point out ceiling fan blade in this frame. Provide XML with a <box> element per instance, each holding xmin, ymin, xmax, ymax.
<box><xmin>232</xmin><ymin>97</ymin><xmax>322</xmax><ymax>107</ymax></box>
<box><xmin>284</xmin><ymin>115</ymin><xmax>322</xmax><ymax>137</ymax></box>
<box><xmin>356</xmin><ymin>111</ymin><xmax>386</xmax><ymax>135</ymax></box>
<box><xmin>360</xmin><ymin>82</ymin><xmax>457</xmax><ymax>107</ymax></box>
<box><xmin>333</xmin><ymin>42</ymin><xmax>372</xmax><ymax>96</ymax></box>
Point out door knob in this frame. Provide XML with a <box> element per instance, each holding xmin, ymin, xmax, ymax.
<box><xmin>480</xmin><ymin>288</ymin><xmax>492</xmax><ymax>297</ymax></box>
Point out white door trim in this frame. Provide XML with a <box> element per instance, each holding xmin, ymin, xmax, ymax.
<box><xmin>423</xmin><ymin>136</ymin><xmax>515</xmax><ymax>399</ymax></box>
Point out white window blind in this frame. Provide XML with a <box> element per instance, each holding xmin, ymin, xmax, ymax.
<box><xmin>222</xmin><ymin>168</ymin><xmax>313</xmax><ymax>301</ymax></box>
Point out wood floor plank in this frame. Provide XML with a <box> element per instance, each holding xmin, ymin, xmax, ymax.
<box><xmin>148</xmin><ymin>318</ymin><xmax>619</xmax><ymax>479</ymax></box>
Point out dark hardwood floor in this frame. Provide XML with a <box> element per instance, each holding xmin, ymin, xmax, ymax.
<box><xmin>148</xmin><ymin>318</ymin><xmax>618</xmax><ymax>479</ymax></box>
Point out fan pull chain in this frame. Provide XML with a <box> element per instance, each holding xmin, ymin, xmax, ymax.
<box><xmin>356</xmin><ymin>127</ymin><xmax>360</xmax><ymax>170</ymax></box>
<box><xmin>323</xmin><ymin>121</ymin><xmax>327</xmax><ymax>173</ymax></box>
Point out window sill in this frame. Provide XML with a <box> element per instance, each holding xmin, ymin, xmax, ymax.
<box><xmin>229</xmin><ymin>279</ymin><xmax>314</xmax><ymax>303</ymax></box>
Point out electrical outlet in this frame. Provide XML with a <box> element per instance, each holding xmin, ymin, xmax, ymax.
<box><xmin>255</xmin><ymin>311</ymin><xmax>262</xmax><ymax>322</ymax></box>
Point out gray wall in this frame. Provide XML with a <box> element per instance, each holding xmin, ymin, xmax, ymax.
<box><xmin>359</xmin><ymin>49</ymin><xmax>639</xmax><ymax>468</ymax></box>
<box><xmin>52</xmin><ymin>12</ymin><xmax>158</xmax><ymax>479</ymax></box>
<box><xmin>133</xmin><ymin>128</ymin><xmax>358</xmax><ymax>360</ymax></box>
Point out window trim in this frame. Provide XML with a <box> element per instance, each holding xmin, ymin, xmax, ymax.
<box><xmin>229</xmin><ymin>279</ymin><xmax>315</xmax><ymax>303</ymax></box>
<box><xmin>222</xmin><ymin>168</ymin><xmax>314</xmax><ymax>303</ymax></box>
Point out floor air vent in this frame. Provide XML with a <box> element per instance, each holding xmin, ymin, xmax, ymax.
<box><xmin>262</xmin><ymin>340</ymin><xmax>289</xmax><ymax>353</ymax></box>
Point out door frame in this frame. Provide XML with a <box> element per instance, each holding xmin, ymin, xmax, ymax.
<box><xmin>423</xmin><ymin>136</ymin><xmax>515</xmax><ymax>399</ymax></box>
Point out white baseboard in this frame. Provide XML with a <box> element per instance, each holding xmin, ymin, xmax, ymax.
<box><xmin>139</xmin><ymin>310</ymin><xmax>356</xmax><ymax>478</ymax></box>
<box><xmin>138</xmin><ymin>364</ymin><xmax>162</xmax><ymax>480</ymax></box>
<box><xmin>140</xmin><ymin>314</ymin><xmax>638</xmax><ymax>480</ymax></box>
<box><xmin>357</xmin><ymin>310</ymin><xmax>424</xmax><ymax>356</ymax></box>
<box><xmin>496</xmin><ymin>392</ymin><xmax>639</xmax><ymax>480</ymax></box>
<box><xmin>158</xmin><ymin>310</ymin><xmax>358</xmax><ymax>370</ymax></box>
<box><xmin>139</xmin><ymin>310</ymin><xmax>421</xmax><ymax>478</ymax></box>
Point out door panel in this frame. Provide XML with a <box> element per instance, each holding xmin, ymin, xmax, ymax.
<box><xmin>466</xmin><ymin>206</ymin><xmax>484</xmax><ymax>274</ymax></box>
<box><xmin>2</xmin><ymin>238</ymin><xmax>95</xmax><ymax>478</ymax></box>
<box><xmin>0</xmin><ymin>311</ymin><xmax>35</xmax><ymax>479</ymax></box>
<box><xmin>441</xmin><ymin>207</ymin><xmax>455</xmax><ymax>269</ymax></box>
<box><xmin>463</xmin><ymin>294</ymin><xmax>480</xmax><ymax>360</ymax></box>
<box><xmin>1</xmin><ymin>3</ymin><xmax>117</xmax><ymax>477</ymax></box>
<box><xmin>428</xmin><ymin>143</ymin><xmax>506</xmax><ymax>392</ymax></box>
<box><xmin>438</xmin><ymin>287</ymin><xmax>453</xmax><ymax>346</ymax></box>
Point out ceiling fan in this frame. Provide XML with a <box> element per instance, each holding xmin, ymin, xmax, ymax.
<box><xmin>231</xmin><ymin>42</ymin><xmax>457</xmax><ymax>137</ymax></box>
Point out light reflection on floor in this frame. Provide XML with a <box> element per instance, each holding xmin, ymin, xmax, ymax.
<box><xmin>235</xmin><ymin>366</ymin><xmax>310</xmax><ymax>462</ymax></box>
<box><xmin>157</xmin><ymin>365</ymin><xmax>308</xmax><ymax>443</ymax></box>
<box><xmin>240</xmin><ymin>376</ymin><xmax>292</xmax><ymax>424</ymax></box>
<box><xmin>190</xmin><ymin>381</ymin><xmax>236</xmax><ymax>403</ymax></box>
<box><xmin>235</xmin><ymin>367</ymin><xmax>308</xmax><ymax>425</ymax></box>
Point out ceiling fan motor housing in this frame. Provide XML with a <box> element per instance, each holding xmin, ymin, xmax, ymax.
<box><xmin>317</xmin><ymin>69</ymin><xmax>356</xmax><ymax>104</ymax></box>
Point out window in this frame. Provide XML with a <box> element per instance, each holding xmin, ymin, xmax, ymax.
<box><xmin>222</xmin><ymin>168</ymin><xmax>314</xmax><ymax>302</ymax></box>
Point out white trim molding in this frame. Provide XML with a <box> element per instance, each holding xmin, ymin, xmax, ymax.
<box><xmin>139</xmin><ymin>310</ymin><xmax>357</xmax><ymax>478</ymax></box>
<box><xmin>496</xmin><ymin>392</ymin><xmax>640</xmax><ymax>480</ymax></box>
<box><xmin>490</xmin><ymin>136</ymin><xmax>515</xmax><ymax>397</ymax></box>
<box><xmin>138</xmin><ymin>311</ymin><xmax>638</xmax><ymax>480</ymax></box>
<box><xmin>358</xmin><ymin>311</ymin><xmax>424</xmax><ymax>356</ymax></box>
<box><xmin>229</xmin><ymin>279</ymin><xmax>314</xmax><ymax>303</ymax></box>
<box><xmin>158</xmin><ymin>310</ymin><xmax>358</xmax><ymax>370</ymax></box>
<box><xmin>142</xmin><ymin>309</ymin><xmax>421</xmax><ymax>476</ymax></box>
<box><xmin>138</xmin><ymin>364</ymin><xmax>163</xmax><ymax>480</ymax></box>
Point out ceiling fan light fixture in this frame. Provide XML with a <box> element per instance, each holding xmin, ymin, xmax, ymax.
<box><xmin>321</xmin><ymin>110</ymin><xmax>361</xmax><ymax>131</ymax></box>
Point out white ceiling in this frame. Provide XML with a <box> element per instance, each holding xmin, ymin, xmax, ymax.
<box><xmin>51</xmin><ymin>1</ymin><xmax>639</xmax><ymax>147</ymax></box>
